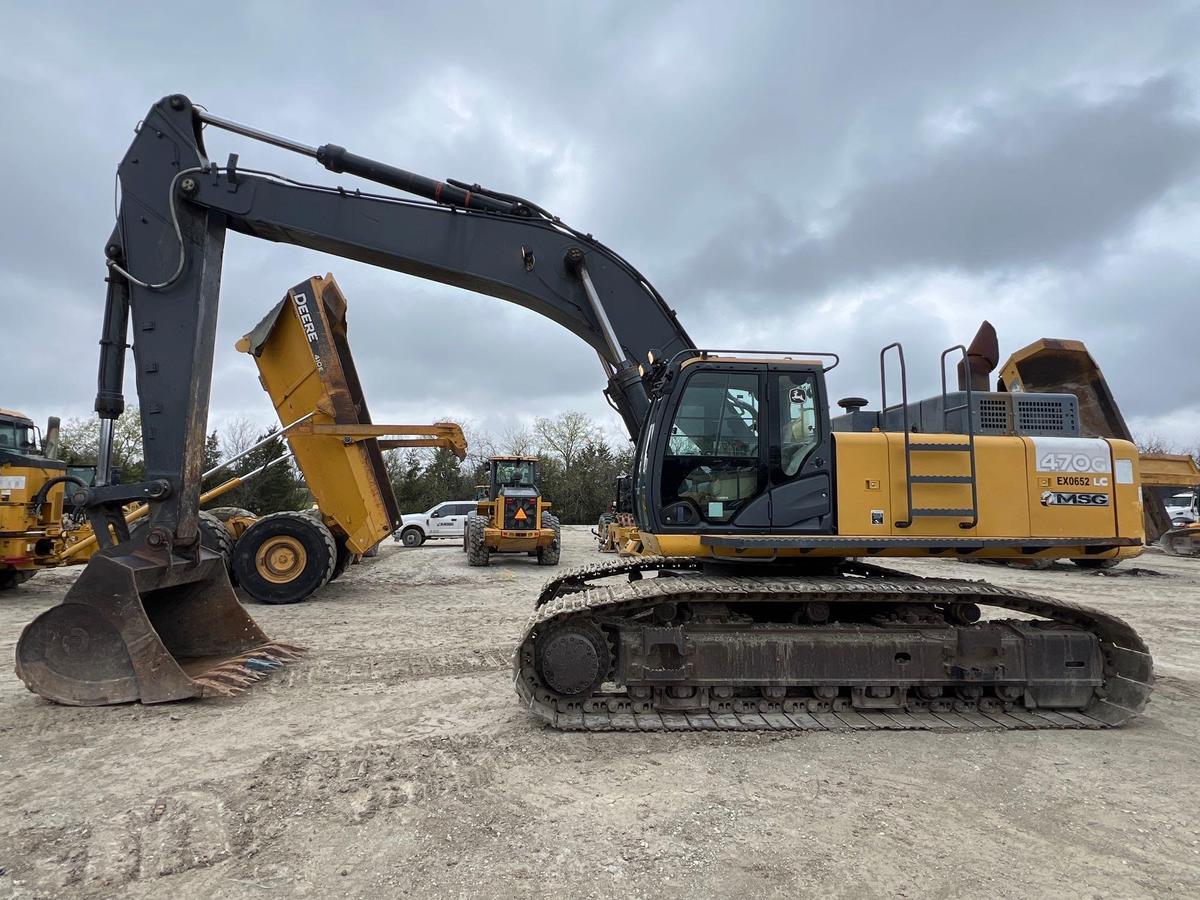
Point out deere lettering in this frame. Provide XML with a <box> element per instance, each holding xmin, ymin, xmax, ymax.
<box><xmin>292</xmin><ymin>292</ymin><xmax>319</xmax><ymax>344</ymax></box>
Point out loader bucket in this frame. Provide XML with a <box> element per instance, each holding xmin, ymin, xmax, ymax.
<box><xmin>15</xmin><ymin>547</ymin><xmax>301</xmax><ymax>706</ymax></box>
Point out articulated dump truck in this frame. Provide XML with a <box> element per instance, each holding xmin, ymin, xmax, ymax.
<box><xmin>4</xmin><ymin>276</ymin><xmax>465</xmax><ymax>609</ymax></box>
<box><xmin>231</xmin><ymin>272</ymin><xmax>466</xmax><ymax>603</ymax></box>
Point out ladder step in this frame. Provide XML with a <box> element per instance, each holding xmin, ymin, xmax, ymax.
<box><xmin>908</xmin><ymin>442</ymin><xmax>971</xmax><ymax>452</ymax></box>
<box><xmin>910</xmin><ymin>507</ymin><xmax>976</xmax><ymax>517</ymax></box>
<box><xmin>910</xmin><ymin>475</ymin><xmax>975</xmax><ymax>484</ymax></box>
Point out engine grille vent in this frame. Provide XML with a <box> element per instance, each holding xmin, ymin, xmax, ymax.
<box><xmin>977</xmin><ymin>398</ymin><xmax>1011</xmax><ymax>433</ymax></box>
<box><xmin>1014</xmin><ymin>396</ymin><xmax>1076</xmax><ymax>434</ymax></box>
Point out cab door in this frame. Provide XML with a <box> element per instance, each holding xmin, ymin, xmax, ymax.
<box><xmin>653</xmin><ymin>363</ymin><xmax>772</xmax><ymax>531</ymax></box>
<box><xmin>766</xmin><ymin>368</ymin><xmax>833</xmax><ymax>531</ymax></box>
<box><xmin>429</xmin><ymin>503</ymin><xmax>459</xmax><ymax>536</ymax></box>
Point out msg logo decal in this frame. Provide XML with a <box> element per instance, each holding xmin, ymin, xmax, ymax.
<box><xmin>1041</xmin><ymin>491</ymin><xmax>1110</xmax><ymax>507</ymax></box>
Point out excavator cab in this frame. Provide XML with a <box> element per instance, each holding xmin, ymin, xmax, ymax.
<box><xmin>637</xmin><ymin>358</ymin><xmax>835</xmax><ymax>535</ymax></box>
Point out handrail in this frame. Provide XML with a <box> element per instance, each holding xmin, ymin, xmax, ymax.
<box><xmin>939</xmin><ymin>344</ymin><xmax>979</xmax><ymax>529</ymax></box>
<box><xmin>880</xmin><ymin>342</ymin><xmax>915</xmax><ymax>528</ymax></box>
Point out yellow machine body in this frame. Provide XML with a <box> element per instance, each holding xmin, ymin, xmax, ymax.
<box><xmin>642</xmin><ymin>431</ymin><xmax>1143</xmax><ymax>562</ymax></box>
<box><xmin>0</xmin><ymin>409</ymin><xmax>66</xmax><ymax>584</ymax></box>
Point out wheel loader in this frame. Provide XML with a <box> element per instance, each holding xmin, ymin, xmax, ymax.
<box><xmin>15</xmin><ymin>95</ymin><xmax>1153</xmax><ymax>732</ymax></box>
<box><xmin>464</xmin><ymin>456</ymin><xmax>560</xmax><ymax>566</ymax></box>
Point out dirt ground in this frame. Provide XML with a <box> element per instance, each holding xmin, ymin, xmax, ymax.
<box><xmin>1</xmin><ymin>527</ymin><xmax>1198</xmax><ymax>899</ymax></box>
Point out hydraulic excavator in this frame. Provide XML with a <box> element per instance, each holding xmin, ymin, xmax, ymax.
<box><xmin>16</xmin><ymin>95</ymin><xmax>1152</xmax><ymax>730</ymax></box>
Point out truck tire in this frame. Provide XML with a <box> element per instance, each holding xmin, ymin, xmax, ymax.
<box><xmin>463</xmin><ymin>515</ymin><xmax>474</xmax><ymax>552</ymax></box>
<box><xmin>537</xmin><ymin>512</ymin><xmax>561</xmax><ymax>566</ymax></box>
<box><xmin>0</xmin><ymin>569</ymin><xmax>35</xmax><ymax>591</ymax></box>
<box><xmin>232</xmin><ymin>511</ymin><xmax>336</xmax><ymax>604</ymax></box>
<box><xmin>129</xmin><ymin>510</ymin><xmax>233</xmax><ymax>569</ymax></box>
<box><xmin>466</xmin><ymin>514</ymin><xmax>490</xmax><ymax>567</ymax></box>
<box><xmin>400</xmin><ymin>527</ymin><xmax>425</xmax><ymax>548</ymax></box>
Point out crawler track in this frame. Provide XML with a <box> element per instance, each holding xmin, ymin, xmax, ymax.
<box><xmin>517</xmin><ymin>560</ymin><xmax>1153</xmax><ymax>732</ymax></box>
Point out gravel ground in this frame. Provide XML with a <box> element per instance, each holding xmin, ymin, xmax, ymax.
<box><xmin>1</xmin><ymin>526</ymin><xmax>1197</xmax><ymax>898</ymax></box>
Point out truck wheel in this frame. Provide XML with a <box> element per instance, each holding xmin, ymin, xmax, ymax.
<box><xmin>0</xmin><ymin>570</ymin><xmax>35</xmax><ymax>591</ymax></box>
<box><xmin>1072</xmin><ymin>558</ymin><xmax>1121</xmax><ymax>570</ymax></box>
<box><xmin>400</xmin><ymin>527</ymin><xmax>425</xmax><ymax>548</ymax></box>
<box><xmin>463</xmin><ymin>515</ymin><xmax>474</xmax><ymax>552</ymax></box>
<box><xmin>232</xmin><ymin>511</ymin><xmax>336</xmax><ymax>604</ymax></box>
<box><xmin>537</xmin><ymin>512</ymin><xmax>561</xmax><ymax>566</ymax></box>
<box><xmin>466</xmin><ymin>514</ymin><xmax>490</xmax><ymax>567</ymax></box>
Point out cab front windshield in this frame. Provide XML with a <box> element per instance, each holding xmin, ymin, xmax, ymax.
<box><xmin>494</xmin><ymin>460</ymin><xmax>536</xmax><ymax>487</ymax></box>
<box><xmin>0</xmin><ymin>421</ymin><xmax>37</xmax><ymax>454</ymax></box>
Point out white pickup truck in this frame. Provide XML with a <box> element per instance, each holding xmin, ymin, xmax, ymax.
<box><xmin>394</xmin><ymin>500</ymin><xmax>477</xmax><ymax>547</ymax></box>
<box><xmin>1165</xmin><ymin>491</ymin><xmax>1199</xmax><ymax>527</ymax></box>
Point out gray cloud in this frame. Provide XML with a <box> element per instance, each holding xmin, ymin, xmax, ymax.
<box><xmin>3</xmin><ymin>1</ymin><xmax>1199</xmax><ymax>453</ymax></box>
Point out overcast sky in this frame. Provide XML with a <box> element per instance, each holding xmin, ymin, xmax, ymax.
<box><xmin>4</xmin><ymin>2</ymin><xmax>1198</xmax><ymax>452</ymax></box>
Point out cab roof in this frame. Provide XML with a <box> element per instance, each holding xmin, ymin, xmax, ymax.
<box><xmin>0</xmin><ymin>408</ymin><xmax>33</xmax><ymax>425</ymax></box>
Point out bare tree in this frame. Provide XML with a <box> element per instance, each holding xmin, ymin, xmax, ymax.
<box><xmin>534</xmin><ymin>412</ymin><xmax>602</xmax><ymax>470</ymax></box>
<box><xmin>1136</xmin><ymin>433</ymin><xmax>1180</xmax><ymax>455</ymax></box>
<box><xmin>219</xmin><ymin>416</ymin><xmax>262</xmax><ymax>460</ymax></box>
<box><xmin>498</xmin><ymin>424</ymin><xmax>536</xmax><ymax>457</ymax></box>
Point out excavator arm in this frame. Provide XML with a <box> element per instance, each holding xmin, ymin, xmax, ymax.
<box><xmin>92</xmin><ymin>93</ymin><xmax>692</xmax><ymax>556</ymax></box>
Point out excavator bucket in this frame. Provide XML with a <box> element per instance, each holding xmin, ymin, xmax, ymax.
<box><xmin>15</xmin><ymin>547</ymin><xmax>301</xmax><ymax>705</ymax></box>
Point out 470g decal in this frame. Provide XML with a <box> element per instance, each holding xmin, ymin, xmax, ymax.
<box><xmin>1031</xmin><ymin>437</ymin><xmax>1112</xmax><ymax>475</ymax></box>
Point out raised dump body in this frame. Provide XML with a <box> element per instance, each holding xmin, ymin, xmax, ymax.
<box><xmin>998</xmin><ymin>338</ymin><xmax>1174</xmax><ymax>542</ymax></box>
<box><xmin>234</xmin><ymin>273</ymin><xmax>466</xmax><ymax>602</ymax></box>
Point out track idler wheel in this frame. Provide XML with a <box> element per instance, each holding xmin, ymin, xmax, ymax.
<box><xmin>535</xmin><ymin>621</ymin><xmax>611</xmax><ymax>698</ymax></box>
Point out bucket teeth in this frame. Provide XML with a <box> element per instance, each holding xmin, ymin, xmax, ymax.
<box><xmin>187</xmin><ymin>642</ymin><xmax>307</xmax><ymax>699</ymax></box>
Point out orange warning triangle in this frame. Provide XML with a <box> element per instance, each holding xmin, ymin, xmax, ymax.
<box><xmin>515</xmin><ymin>507</ymin><xmax>528</xmax><ymax>521</ymax></box>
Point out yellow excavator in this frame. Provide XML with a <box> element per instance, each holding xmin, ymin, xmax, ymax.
<box><xmin>15</xmin><ymin>96</ymin><xmax>1152</xmax><ymax>732</ymax></box>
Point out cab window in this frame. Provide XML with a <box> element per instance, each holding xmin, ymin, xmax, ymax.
<box><xmin>662</xmin><ymin>371</ymin><xmax>762</xmax><ymax>523</ymax></box>
<box><xmin>778</xmin><ymin>373</ymin><xmax>820</xmax><ymax>477</ymax></box>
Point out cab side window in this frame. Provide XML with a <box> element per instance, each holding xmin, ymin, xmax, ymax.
<box><xmin>778</xmin><ymin>373</ymin><xmax>820</xmax><ymax>477</ymax></box>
